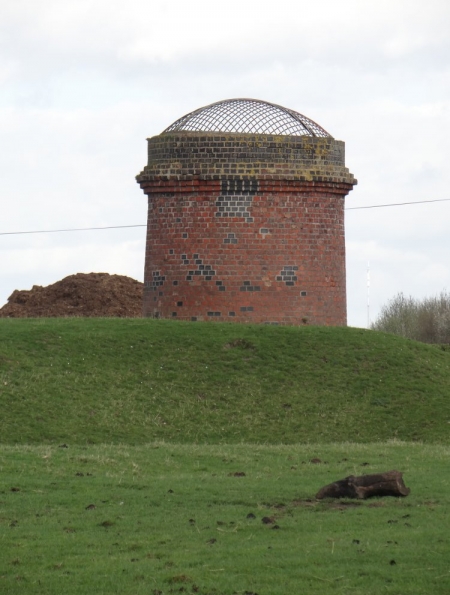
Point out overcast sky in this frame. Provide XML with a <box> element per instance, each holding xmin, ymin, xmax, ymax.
<box><xmin>1</xmin><ymin>0</ymin><xmax>449</xmax><ymax>327</ymax></box>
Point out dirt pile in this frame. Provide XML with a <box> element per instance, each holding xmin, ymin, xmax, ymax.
<box><xmin>0</xmin><ymin>273</ymin><xmax>143</xmax><ymax>318</ymax></box>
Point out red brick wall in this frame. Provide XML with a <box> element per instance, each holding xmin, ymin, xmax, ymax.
<box><xmin>139</xmin><ymin>177</ymin><xmax>352</xmax><ymax>325</ymax></box>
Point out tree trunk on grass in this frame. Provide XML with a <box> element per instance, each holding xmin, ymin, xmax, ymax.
<box><xmin>316</xmin><ymin>470</ymin><xmax>410</xmax><ymax>500</ymax></box>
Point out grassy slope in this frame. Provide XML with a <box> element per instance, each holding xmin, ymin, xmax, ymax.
<box><xmin>1</xmin><ymin>318</ymin><xmax>450</xmax><ymax>444</ymax></box>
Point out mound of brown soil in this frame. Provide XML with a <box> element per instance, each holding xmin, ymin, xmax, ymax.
<box><xmin>0</xmin><ymin>273</ymin><xmax>143</xmax><ymax>318</ymax></box>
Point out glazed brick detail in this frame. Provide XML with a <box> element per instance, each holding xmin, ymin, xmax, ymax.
<box><xmin>223</xmin><ymin>233</ymin><xmax>238</xmax><ymax>245</ymax></box>
<box><xmin>277</xmin><ymin>266</ymin><xmax>299</xmax><ymax>285</ymax></box>
<box><xmin>221</xmin><ymin>179</ymin><xmax>258</xmax><ymax>195</ymax></box>
<box><xmin>146</xmin><ymin>271</ymin><xmax>165</xmax><ymax>291</ymax></box>
<box><xmin>137</xmin><ymin>131</ymin><xmax>356</xmax><ymax>325</ymax></box>
<box><xmin>240</xmin><ymin>281</ymin><xmax>261</xmax><ymax>292</ymax></box>
<box><xmin>215</xmin><ymin>195</ymin><xmax>253</xmax><ymax>222</ymax></box>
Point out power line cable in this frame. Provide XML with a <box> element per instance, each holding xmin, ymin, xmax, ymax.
<box><xmin>1</xmin><ymin>197</ymin><xmax>449</xmax><ymax>236</ymax></box>
<box><xmin>0</xmin><ymin>224</ymin><xmax>146</xmax><ymax>236</ymax></box>
<box><xmin>346</xmin><ymin>197</ymin><xmax>450</xmax><ymax>210</ymax></box>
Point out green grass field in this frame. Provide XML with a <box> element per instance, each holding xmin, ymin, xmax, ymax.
<box><xmin>1</xmin><ymin>443</ymin><xmax>450</xmax><ymax>594</ymax></box>
<box><xmin>1</xmin><ymin>319</ymin><xmax>450</xmax><ymax>594</ymax></box>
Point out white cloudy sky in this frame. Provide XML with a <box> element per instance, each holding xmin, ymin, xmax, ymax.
<box><xmin>1</xmin><ymin>0</ymin><xmax>449</xmax><ymax>327</ymax></box>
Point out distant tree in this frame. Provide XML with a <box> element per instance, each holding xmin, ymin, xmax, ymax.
<box><xmin>371</xmin><ymin>291</ymin><xmax>450</xmax><ymax>344</ymax></box>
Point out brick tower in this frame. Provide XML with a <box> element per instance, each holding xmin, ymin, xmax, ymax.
<box><xmin>136</xmin><ymin>99</ymin><xmax>356</xmax><ymax>325</ymax></box>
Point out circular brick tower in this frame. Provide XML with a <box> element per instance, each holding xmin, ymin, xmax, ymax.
<box><xmin>136</xmin><ymin>99</ymin><xmax>356</xmax><ymax>325</ymax></box>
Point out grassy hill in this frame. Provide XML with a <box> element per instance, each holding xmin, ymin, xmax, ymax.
<box><xmin>2</xmin><ymin>318</ymin><xmax>450</xmax><ymax>594</ymax></box>
<box><xmin>1</xmin><ymin>318</ymin><xmax>449</xmax><ymax>444</ymax></box>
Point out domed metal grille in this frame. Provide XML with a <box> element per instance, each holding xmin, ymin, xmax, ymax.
<box><xmin>163</xmin><ymin>98</ymin><xmax>331</xmax><ymax>137</ymax></box>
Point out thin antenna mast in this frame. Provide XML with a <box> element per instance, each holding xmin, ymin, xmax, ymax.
<box><xmin>367</xmin><ymin>261</ymin><xmax>370</xmax><ymax>328</ymax></box>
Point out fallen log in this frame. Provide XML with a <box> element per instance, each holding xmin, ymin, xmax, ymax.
<box><xmin>316</xmin><ymin>470</ymin><xmax>410</xmax><ymax>500</ymax></box>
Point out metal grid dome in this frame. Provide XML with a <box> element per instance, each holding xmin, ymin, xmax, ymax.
<box><xmin>163</xmin><ymin>98</ymin><xmax>331</xmax><ymax>137</ymax></box>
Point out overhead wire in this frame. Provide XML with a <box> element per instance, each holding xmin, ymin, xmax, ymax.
<box><xmin>0</xmin><ymin>224</ymin><xmax>146</xmax><ymax>236</ymax></box>
<box><xmin>1</xmin><ymin>197</ymin><xmax>449</xmax><ymax>236</ymax></box>
<box><xmin>345</xmin><ymin>197</ymin><xmax>450</xmax><ymax>210</ymax></box>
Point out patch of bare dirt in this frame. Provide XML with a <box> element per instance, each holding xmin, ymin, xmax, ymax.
<box><xmin>0</xmin><ymin>273</ymin><xmax>143</xmax><ymax>318</ymax></box>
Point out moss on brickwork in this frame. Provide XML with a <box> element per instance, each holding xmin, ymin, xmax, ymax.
<box><xmin>136</xmin><ymin>132</ymin><xmax>356</xmax><ymax>185</ymax></box>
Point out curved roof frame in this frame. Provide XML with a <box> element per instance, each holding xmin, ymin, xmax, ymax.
<box><xmin>162</xmin><ymin>98</ymin><xmax>331</xmax><ymax>138</ymax></box>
